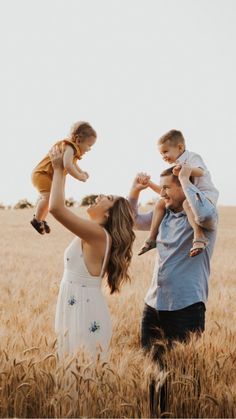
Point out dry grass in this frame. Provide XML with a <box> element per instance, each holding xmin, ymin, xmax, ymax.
<box><xmin>0</xmin><ymin>206</ymin><xmax>235</xmax><ymax>418</ymax></box>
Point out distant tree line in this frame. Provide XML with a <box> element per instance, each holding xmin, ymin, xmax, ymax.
<box><xmin>0</xmin><ymin>195</ymin><xmax>98</xmax><ymax>210</ymax></box>
<box><xmin>0</xmin><ymin>195</ymin><xmax>156</xmax><ymax>210</ymax></box>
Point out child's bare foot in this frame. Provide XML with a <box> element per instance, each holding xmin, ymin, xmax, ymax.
<box><xmin>30</xmin><ymin>217</ymin><xmax>45</xmax><ymax>234</ymax></box>
<box><xmin>138</xmin><ymin>239</ymin><xmax>156</xmax><ymax>256</ymax></box>
<box><xmin>189</xmin><ymin>238</ymin><xmax>208</xmax><ymax>257</ymax></box>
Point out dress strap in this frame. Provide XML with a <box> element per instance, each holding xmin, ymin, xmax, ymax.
<box><xmin>100</xmin><ymin>228</ymin><xmax>111</xmax><ymax>277</ymax></box>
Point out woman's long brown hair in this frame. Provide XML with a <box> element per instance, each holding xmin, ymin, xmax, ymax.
<box><xmin>104</xmin><ymin>197</ymin><xmax>135</xmax><ymax>294</ymax></box>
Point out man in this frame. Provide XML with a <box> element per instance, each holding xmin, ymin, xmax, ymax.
<box><xmin>128</xmin><ymin>164</ymin><xmax>218</xmax><ymax>412</ymax></box>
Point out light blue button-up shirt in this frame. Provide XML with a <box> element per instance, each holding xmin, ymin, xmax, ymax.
<box><xmin>129</xmin><ymin>184</ymin><xmax>218</xmax><ymax>311</ymax></box>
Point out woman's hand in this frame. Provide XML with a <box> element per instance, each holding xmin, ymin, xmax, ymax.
<box><xmin>129</xmin><ymin>172</ymin><xmax>150</xmax><ymax>200</ymax></box>
<box><xmin>49</xmin><ymin>145</ymin><xmax>64</xmax><ymax>170</ymax></box>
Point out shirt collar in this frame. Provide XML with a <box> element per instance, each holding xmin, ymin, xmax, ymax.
<box><xmin>175</xmin><ymin>149</ymin><xmax>189</xmax><ymax>164</ymax></box>
<box><xmin>167</xmin><ymin>208</ymin><xmax>185</xmax><ymax>218</ymax></box>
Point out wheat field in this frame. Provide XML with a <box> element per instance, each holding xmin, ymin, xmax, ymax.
<box><xmin>0</xmin><ymin>206</ymin><xmax>235</xmax><ymax>418</ymax></box>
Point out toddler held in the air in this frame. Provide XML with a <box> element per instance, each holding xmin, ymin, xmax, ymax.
<box><xmin>31</xmin><ymin>121</ymin><xmax>96</xmax><ymax>234</ymax></box>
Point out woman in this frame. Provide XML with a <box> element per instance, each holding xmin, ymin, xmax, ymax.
<box><xmin>49</xmin><ymin>145</ymin><xmax>135</xmax><ymax>359</ymax></box>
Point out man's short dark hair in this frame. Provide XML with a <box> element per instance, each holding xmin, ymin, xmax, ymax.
<box><xmin>160</xmin><ymin>166</ymin><xmax>194</xmax><ymax>186</ymax></box>
<box><xmin>160</xmin><ymin>167</ymin><xmax>181</xmax><ymax>186</ymax></box>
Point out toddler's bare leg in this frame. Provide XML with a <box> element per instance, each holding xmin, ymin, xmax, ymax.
<box><xmin>183</xmin><ymin>199</ymin><xmax>208</xmax><ymax>257</ymax></box>
<box><xmin>35</xmin><ymin>192</ymin><xmax>50</xmax><ymax>221</ymax></box>
<box><xmin>138</xmin><ymin>199</ymin><xmax>166</xmax><ymax>255</ymax></box>
<box><xmin>149</xmin><ymin>198</ymin><xmax>166</xmax><ymax>240</ymax></box>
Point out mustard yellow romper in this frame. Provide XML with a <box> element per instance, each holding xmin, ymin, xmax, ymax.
<box><xmin>31</xmin><ymin>139</ymin><xmax>82</xmax><ymax>193</ymax></box>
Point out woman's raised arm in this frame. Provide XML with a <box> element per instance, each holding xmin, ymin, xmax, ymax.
<box><xmin>48</xmin><ymin>146</ymin><xmax>105</xmax><ymax>245</ymax></box>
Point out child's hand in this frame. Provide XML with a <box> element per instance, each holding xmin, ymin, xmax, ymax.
<box><xmin>78</xmin><ymin>171</ymin><xmax>89</xmax><ymax>182</ymax></box>
<box><xmin>172</xmin><ymin>165</ymin><xmax>182</xmax><ymax>176</ymax></box>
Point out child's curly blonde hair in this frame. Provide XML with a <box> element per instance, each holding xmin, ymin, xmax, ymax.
<box><xmin>70</xmin><ymin>121</ymin><xmax>97</xmax><ymax>143</ymax></box>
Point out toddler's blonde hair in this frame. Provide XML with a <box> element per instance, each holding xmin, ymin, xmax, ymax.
<box><xmin>70</xmin><ymin>121</ymin><xmax>97</xmax><ymax>143</ymax></box>
<box><xmin>158</xmin><ymin>129</ymin><xmax>185</xmax><ymax>147</ymax></box>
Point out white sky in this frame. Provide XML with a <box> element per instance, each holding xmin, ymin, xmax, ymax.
<box><xmin>0</xmin><ymin>0</ymin><xmax>235</xmax><ymax>206</ymax></box>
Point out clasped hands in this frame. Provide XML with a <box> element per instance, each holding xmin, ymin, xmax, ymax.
<box><xmin>134</xmin><ymin>162</ymin><xmax>192</xmax><ymax>189</ymax></box>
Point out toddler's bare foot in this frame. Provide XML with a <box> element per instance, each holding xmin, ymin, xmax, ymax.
<box><xmin>189</xmin><ymin>238</ymin><xmax>208</xmax><ymax>257</ymax></box>
<box><xmin>138</xmin><ymin>239</ymin><xmax>156</xmax><ymax>256</ymax></box>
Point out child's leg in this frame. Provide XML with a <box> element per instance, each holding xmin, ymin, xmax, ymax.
<box><xmin>183</xmin><ymin>199</ymin><xmax>208</xmax><ymax>257</ymax></box>
<box><xmin>138</xmin><ymin>199</ymin><xmax>166</xmax><ymax>255</ymax></box>
<box><xmin>35</xmin><ymin>192</ymin><xmax>50</xmax><ymax>221</ymax></box>
<box><xmin>149</xmin><ymin>198</ymin><xmax>166</xmax><ymax>240</ymax></box>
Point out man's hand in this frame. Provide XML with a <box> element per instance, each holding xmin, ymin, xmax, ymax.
<box><xmin>172</xmin><ymin>164</ymin><xmax>182</xmax><ymax>176</ymax></box>
<box><xmin>178</xmin><ymin>162</ymin><xmax>192</xmax><ymax>181</ymax></box>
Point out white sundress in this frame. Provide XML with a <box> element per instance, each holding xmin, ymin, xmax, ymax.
<box><xmin>55</xmin><ymin>229</ymin><xmax>112</xmax><ymax>360</ymax></box>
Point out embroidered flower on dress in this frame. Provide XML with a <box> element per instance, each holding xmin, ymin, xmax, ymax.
<box><xmin>89</xmin><ymin>321</ymin><xmax>100</xmax><ymax>333</ymax></box>
<box><xmin>68</xmin><ymin>296</ymin><xmax>77</xmax><ymax>306</ymax></box>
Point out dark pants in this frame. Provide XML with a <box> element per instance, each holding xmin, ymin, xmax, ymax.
<box><xmin>141</xmin><ymin>302</ymin><xmax>205</xmax><ymax>415</ymax></box>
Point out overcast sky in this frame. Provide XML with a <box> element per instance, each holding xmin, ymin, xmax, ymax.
<box><xmin>1</xmin><ymin>0</ymin><xmax>235</xmax><ymax>206</ymax></box>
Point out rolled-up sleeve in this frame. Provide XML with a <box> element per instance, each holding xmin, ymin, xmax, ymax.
<box><xmin>184</xmin><ymin>184</ymin><xmax>218</xmax><ymax>230</ymax></box>
<box><xmin>128</xmin><ymin>198</ymin><xmax>153</xmax><ymax>231</ymax></box>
